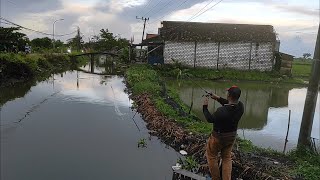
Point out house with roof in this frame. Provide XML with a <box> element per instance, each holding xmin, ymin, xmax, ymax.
<box><xmin>144</xmin><ymin>21</ymin><xmax>278</xmax><ymax>71</ymax></box>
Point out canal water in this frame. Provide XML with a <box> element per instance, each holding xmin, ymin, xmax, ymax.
<box><xmin>0</xmin><ymin>67</ymin><xmax>180</xmax><ymax>180</ymax></box>
<box><xmin>167</xmin><ymin>80</ymin><xmax>320</xmax><ymax>152</ymax></box>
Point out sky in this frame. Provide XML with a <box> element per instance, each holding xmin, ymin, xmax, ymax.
<box><xmin>0</xmin><ymin>0</ymin><xmax>319</xmax><ymax>57</ymax></box>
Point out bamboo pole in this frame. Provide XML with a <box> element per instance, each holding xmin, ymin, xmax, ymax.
<box><xmin>283</xmin><ymin>110</ymin><xmax>291</xmax><ymax>153</ymax></box>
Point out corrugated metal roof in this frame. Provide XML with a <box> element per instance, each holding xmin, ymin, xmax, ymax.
<box><xmin>159</xmin><ymin>21</ymin><xmax>276</xmax><ymax>43</ymax></box>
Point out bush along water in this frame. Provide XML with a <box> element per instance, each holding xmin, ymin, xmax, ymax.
<box><xmin>0</xmin><ymin>53</ymin><xmax>84</xmax><ymax>87</ymax></box>
<box><xmin>125</xmin><ymin>64</ymin><xmax>320</xmax><ymax>179</ymax></box>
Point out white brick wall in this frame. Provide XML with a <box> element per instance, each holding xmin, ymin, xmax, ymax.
<box><xmin>163</xmin><ymin>41</ymin><xmax>274</xmax><ymax>71</ymax></box>
<box><xmin>196</xmin><ymin>42</ymin><xmax>219</xmax><ymax>68</ymax></box>
<box><xmin>164</xmin><ymin>41</ymin><xmax>195</xmax><ymax>66</ymax></box>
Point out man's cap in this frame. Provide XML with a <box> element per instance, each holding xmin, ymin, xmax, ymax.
<box><xmin>226</xmin><ymin>85</ymin><xmax>241</xmax><ymax>99</ymax></box>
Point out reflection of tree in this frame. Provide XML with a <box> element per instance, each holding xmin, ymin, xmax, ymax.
<box><xmin>170</xmin><ymin>81</ymin><xmax>290</xmax><ymax>130</ymax></box>
<box><xmin>0</xmin><ymin>80</ymin><xmax>35</xmax><ymax>106</ymax></box>
<box><xmin>269</xmin><ymin>88</ymin><xmax>289</xmax><ymax>107</ymax></box>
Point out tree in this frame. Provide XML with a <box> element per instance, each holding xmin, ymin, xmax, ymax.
<box><xmin>67</xmin><ymin>33</ymin><xmax>84</xmax><ymax>52</ymax></box>
<box><xmin>87</xmin><ymin>29</ymin><xmax>129</xmax><ymax>52</ymax></box>
<box><xmin>302</xmin><ymin>53</ymin><xmax>311</xmax><ymax>59</ymax></box>
<box><xmin>53</xmin><ymin>40</ymin><xmax>64</xmax><ymax>49</ymax></box>
<box><xmin>30</xmin><ymin>37</ymin><xmax>52</xmax><ymax>50</ymax></box>
<box><xmin>0</xmin><ymin>27</ymin><xmax>29</xmax><ymax>52</ymax></box>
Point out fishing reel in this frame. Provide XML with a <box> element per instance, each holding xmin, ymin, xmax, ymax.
<box><xmin>202</xmin><ymin>92</ymin><xmax>213</xmax><ymax>98</ymax></box>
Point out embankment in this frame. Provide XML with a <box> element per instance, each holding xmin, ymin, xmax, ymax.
<box><xmin>125</xmin><ymin>64</ymin><xmax>320</xmax><ymax>180</ymax></box>
<box><xmin>0</xmin><ymin>53</ymin><xmax>84</xmax><ymax>87</ymax></box>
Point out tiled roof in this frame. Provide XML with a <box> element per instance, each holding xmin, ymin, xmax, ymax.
<box><xmin>159</xmin><ymin>21</ymin><xmax>276</xmax><ymax>42</ymax></box>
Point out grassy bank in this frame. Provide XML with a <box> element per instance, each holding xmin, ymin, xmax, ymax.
<box><xmin>126</xmin><ymin>64</ymin><xmax>319</xmax><ymax>179</ymax></box>
<box><xmin>0</xmin><ymin>53</ymin><xmax>84</xmax><ymax>87</ymax></box>
<box><xmin>126</xmin><ymin>64</ymin><xmax>212</xmax><ymax>134</ymax></box>
<box><xmin>155</xmin><ymin>64</ymin><xmax>309</xmax><ymax>85</ymax></box>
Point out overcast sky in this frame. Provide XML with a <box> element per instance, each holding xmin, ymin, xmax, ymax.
<box><xmin>0</xmin><ymin>0</ymin><xmax>319</xmax><ymax>57</ymax></box>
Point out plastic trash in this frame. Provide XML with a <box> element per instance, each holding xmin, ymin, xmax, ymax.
<box><xmin>179</xmin><ymin>150</ymin><xmax>188</xmax><ymax>155</ymax></box>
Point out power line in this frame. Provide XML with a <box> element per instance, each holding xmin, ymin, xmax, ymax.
<box><xmin>159</xmin><ymin>0</ymin><xmax>225</xmax><ymax>34</ymax></box>
<box><xmin>143</xmin><ymin>0</ymin><xmax>154</xmax><ymax>10</ymax></box>
<box><xmin>142</xmin><ymin>0</ymin><xmax>163</xmax><ymax>17</ymax></box>
<box><xmin>149</xmin><ymin>0</ymin><xmax>174</xmax><ymax>18</ymax></box>
<box><xmin>187</xmin><ymin>0</ymin><xmax>216</xmax><ymax>21</ymax></box>
<box><xmin>0</xmin><ymin>17</ymin><xmax>77</xmax><ymax>36</ymax></box>
<box><xmin>189</xmin><ymin>0</ymin><xmax>224</xmax><ymax>21</ymax></box>
<box><xmin>149</xmin><ymin>0</ymin><xmax>189</xmax><ymax>24</ymax></box>
<box><xmin>1</xmin><ymin>17</ymin><xmax>52</xmax><ymax>35</ymax></box>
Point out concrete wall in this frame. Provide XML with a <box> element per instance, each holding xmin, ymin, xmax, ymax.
<box><xmin>164</xmin><ymin>41</ymin><xmax>274</xmax><ymax>71</ymax></box>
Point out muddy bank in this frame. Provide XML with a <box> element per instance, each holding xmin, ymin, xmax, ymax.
<box><xmin>130</xmin><ymin>93</ymin><xmax>294</xmax><ymax>179</ymax></box>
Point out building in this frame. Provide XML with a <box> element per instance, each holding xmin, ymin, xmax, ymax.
<box><xmin>279</xmin><ymin>52</ymin><xmax>294</xmax><ymax>75</ymax></box>
<box><xmin>146</xmin><ymin>21</ymin><xmax>277</xmax><ymax>71</ymax></box>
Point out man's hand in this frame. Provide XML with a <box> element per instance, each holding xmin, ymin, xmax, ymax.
<box><xmin>203</xmin><ymin>97</ymin><xmax>209</xmax><ymax>106</ymax></box>
<box><xmin>209</xmin><ymin>92</ymin><xmax>220</xmax><ymax>100</ymax></box>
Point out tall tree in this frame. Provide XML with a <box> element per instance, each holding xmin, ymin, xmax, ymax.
<box><xmin>88</xmin><ymin>29</ymin><xmax>129</xmax><ymax>52</ymax></box>
<box><xmin>67</xmin><ymin>33</ymin><xmax>84</xmax><ymax>52</ymax></box>
<box><xmin>0</xmin><ymin>27</ymin><xmax>29</xmax><ymax>52</ymax></box>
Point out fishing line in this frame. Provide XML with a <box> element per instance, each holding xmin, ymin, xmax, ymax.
<box><xmin>110</xmin><ymin>85</ymin><xmax>140</xmax><ymax>131</ymax></box>
<box><xmin>185</xmin><ymin>74</ymin><xmax>212</xmax><ymax>97</ymax></box>
<box><xmin>0</xmin><ymin>91</ymin><xmax>61</xmax><ymax>126</ymax></box>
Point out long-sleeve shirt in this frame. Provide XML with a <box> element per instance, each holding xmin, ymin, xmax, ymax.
<box><xmin>203</xmin><ymin>97</ymin><xmax>244</xmax><ymax>133</ymax></box>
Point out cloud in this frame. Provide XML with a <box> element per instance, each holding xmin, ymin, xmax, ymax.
<box><xmin>1</xmin><ymin>0</ymin><xmax>318</xmax><ymax>57</ymax></box>
<box><xmin>272</xmin><ymin>4</ymin><xmax>319</xmax><ymax>17</ymax></box>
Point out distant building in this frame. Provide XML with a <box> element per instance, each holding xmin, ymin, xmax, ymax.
<box><xmin>145</xmin><ymin>21</ymin><xmax>277</xmax><ymax>71</ymax></box>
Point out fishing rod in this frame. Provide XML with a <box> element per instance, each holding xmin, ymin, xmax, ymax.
<box><xmin>185</xmin><ymin>74</ymin><xmax>213</xmax><ymax>97</ymax></box>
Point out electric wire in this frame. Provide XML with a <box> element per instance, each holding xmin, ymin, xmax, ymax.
<box><xmin>0</xmin><ymin>17</ymin><xmax>77</xmax><ymax>36</ymax></box>
<box><xmin>142</xmin><ymin>0</ymin><xmax>163</xmax><ymax>17</ymax></box>
<box><xmin>149</xmin><ymin>0</ymin><xmax>189</xmax><ymax>24</ymax></box>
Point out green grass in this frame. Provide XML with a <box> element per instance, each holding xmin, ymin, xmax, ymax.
<box><xmin>155</xmin><ymin>64</ymin><xmax>309</xmax><ymax>85</ymax></box>
<box><xmin>292</xmin><ymin>60</ymin><xmax>312</xmax><ymax>78</ymax></box>
<box><xmin>288</xmin><ymin>148</ymin><xmax>320</xmax><ymax>180</ymax></box>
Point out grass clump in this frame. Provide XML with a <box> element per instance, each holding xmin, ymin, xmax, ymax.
<box><xmin>288</xmin><ymin>148</ymin><xmax>320</xmax><ymax>179</ymax></box>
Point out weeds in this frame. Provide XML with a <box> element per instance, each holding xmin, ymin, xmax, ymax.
<box><xmin>178</xmin><ymin>156</ymin><xmax>199</xmax><ymax>172</ymax></box>
<box><xmin>137</xmin><ymin>138</ymin><xmax>147</xmax><ymax>148</ymax></box>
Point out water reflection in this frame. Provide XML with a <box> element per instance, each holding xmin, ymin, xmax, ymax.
<box><xmin>78</xmin><ymin>55</ymin><xmax>117</xmax><ymax>74</ymax></box>
<box><xmin>1</xmin><ymin>70</ymin><xmax>180</xmax><ymax>180</ymax></box>
<box><xmin>168</xmin><ymin>80</ymin><xmax>319</xmax><ymax>151</ymax></box>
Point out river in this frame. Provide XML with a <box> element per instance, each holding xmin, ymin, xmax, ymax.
<box><xmin>167</xmin><ymin>80</ymin><xmax>320</xmax><ymax>152</ymax></box>
<box><xmin>1</xmin><ymin>61</ymin><xmax>319</xmax><ymax>179</ymax></box>
<box><xmin>0</xmin><ymin>65</ymin><xmax>180</xmax><ymax>180</ymax></box>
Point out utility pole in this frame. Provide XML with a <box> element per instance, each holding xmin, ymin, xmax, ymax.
<box><xmin>298</xmin><ymin>23</ymin><xmax>320</xmax><ymax>148</ymax></box>
<box><xmin>136</xmin><ymin>16</ymin><xmax>149</xmax><ymax>44</ymax></box>
<box><xmin>0</xmin><ymin>0</ymin><xmax>2</xmax><ymax>27</ymax></box>
<box><xmin>136</xmin><ymin>16</ymin><xmax>149</xmax><ymax>59</ymax></box>
<box><xmin>77</xmin><ymin>26</ymin><xmax>81</xmax><ymax>52</ymax></box>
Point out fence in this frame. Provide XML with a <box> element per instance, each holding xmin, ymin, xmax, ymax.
<box><xmin>164</xmin><ymin>41</ymin><xmax>274</xmax><ymax>71</ymax></box>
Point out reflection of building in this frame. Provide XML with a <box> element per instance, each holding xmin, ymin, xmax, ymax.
<box><xmin>174</xmin><ymin>82</ymin><xmax>289</xmax><ymax>130</ymax></box>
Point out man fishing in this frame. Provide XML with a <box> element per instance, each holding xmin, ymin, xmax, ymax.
<box><xmin>203</xmin><ymin>85</ymin><xmax>244</xmax><ymax>180</ymax></box>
